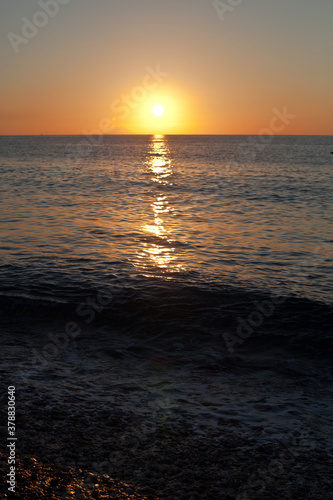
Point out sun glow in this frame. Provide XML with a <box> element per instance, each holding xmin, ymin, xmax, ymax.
<box><xmin>119</xmin><ymin>85</ymin><xmax>197</xmax><ymax>134</ymax></box>
<box><xmin>152</xmin><ymin>104</ymin><xmax>165</xmax><ymax>117</ymax></box>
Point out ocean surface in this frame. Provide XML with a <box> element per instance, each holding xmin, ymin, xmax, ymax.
<box><xmin>1</xmin><ymin>134</ymin><xmax>333</xmax><ymax>454</ymax></box>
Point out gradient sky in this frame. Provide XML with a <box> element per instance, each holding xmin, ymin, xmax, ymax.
<box><xmin>1</xmin><ymin>0</ymin><xmax>332</xmax><ymax>135</ymax></box>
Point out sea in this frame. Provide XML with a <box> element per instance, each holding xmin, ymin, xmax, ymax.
<box><xmin>1</xmin><ymin>134</ymin><xmax>332</xmax><ymax>456</ymax></box>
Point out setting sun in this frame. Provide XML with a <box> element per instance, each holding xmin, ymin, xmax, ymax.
<box><xmin>125</xmin><ymin>87</ymin><xmax>196</xmax><ymax>135</ymax></box>
<box><xmin>152</xmin><ymin>104</ymin><xmax>165</xmax><ymax>117</ymax></box>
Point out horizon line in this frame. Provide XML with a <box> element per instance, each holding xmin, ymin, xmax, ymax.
<box><xmin>1</xmin><ymin>133</ymin><xmax>332</xmax><ymax>137</ymax></box>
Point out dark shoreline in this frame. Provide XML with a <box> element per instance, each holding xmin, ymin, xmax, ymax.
<box><xmin>1</xmin><ymin>289</ymin><xmax>332</xmax><ymax>499</ymax></box>
<box><xmin>1</xmin><ymin>404</ymin><xmax>332</xmax><ymax>500</ymax></box>
<box><xmin>1</xmin><ymin>363</ymin><xmax>333</xmax><ymax>500</ymax></box>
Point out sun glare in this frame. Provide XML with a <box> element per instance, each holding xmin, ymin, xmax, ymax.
<box><xmin>152</xmin><ymin>104</ymin><xmax>165</xmax><ymax>117</ymax></box>
<box><xmin>127</xmin><ymin>88</ymin><xmax>194</xmax><ymax>134</ymax></box>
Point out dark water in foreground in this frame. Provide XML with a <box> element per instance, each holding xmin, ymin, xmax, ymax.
<box><xmin>0</xmin><ymin>134</ymin><xmax>332</xmax><ymax>454</ymax></box>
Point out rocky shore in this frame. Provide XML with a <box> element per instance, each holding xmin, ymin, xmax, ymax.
<box><xmin>1</xmin><ymin>388</ymin><xmax>332</xmax><ymax>500</ymax></box>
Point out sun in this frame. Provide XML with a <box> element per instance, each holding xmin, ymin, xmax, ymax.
<box><xmin>152</xmin><ymin>104</ymin><xmax>165</xmax><ymax>117</ymax></box>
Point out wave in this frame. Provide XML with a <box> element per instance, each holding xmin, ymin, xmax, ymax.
<box><xmin>1</xmin><ymin>280</ymin><xmax>332</xmax><ymax>359</ymax></box>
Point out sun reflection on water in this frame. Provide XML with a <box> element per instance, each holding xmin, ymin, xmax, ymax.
<box><xmin>135</xmin><ymin>135</ymin><xmax>184</xmax><ymax>276</ymax></box>
<box><xmin>148</xmin><ymin>135</ymin><xmax>173</xmax><ymax>185</ymax></box>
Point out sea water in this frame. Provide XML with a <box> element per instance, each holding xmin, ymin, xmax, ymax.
<box><xmin>1</xmin><ymin>134</ymin><xmax>332</xmax><ymax>452</ymax></box>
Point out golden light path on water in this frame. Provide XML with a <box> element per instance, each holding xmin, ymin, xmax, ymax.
<box><xmin>135</xmin><ymin>135</ymin><xmax>185</xmax><ymax>277</ymax></box>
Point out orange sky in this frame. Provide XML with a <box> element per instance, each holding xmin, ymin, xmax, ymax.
<box><xmin>1</xmin><ymin>0</ymin><xmax>332</xmax><ymax>135</ymax></box>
